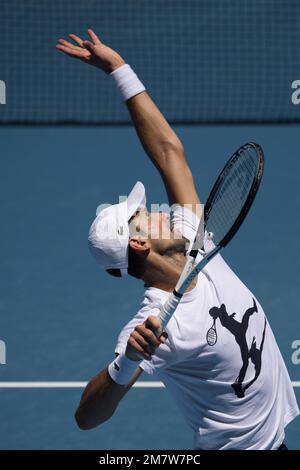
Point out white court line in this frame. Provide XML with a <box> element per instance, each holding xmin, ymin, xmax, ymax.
<box><xmin>0</xmin><ymin>381</ymin><xmax>299</xmax><ymax>388</ymax></box>
<box><xmin>0</xmin><ymin>381</ymin><xmax>165</xmax><ymax>388</ymax></box>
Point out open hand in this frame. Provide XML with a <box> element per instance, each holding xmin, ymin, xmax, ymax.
<box><xmin>56</xmin><ymin>29</ymin><xmax>125</xmax><ymax>74</ymax></box>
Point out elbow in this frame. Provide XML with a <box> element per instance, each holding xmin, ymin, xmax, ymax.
<box><xmin>163</xmin><ymin>141</ymin><xmax>185</xmax><ymax>160</ymax></box>
<box><xmin>162</xmin><ymin>146</ymin><xmax>194</xmax><ymax>178</ymax></box>
<box><xmin>75</xmin><ymin>408</ymin><xmax>93</xmax><ymax>431</ymax></box>
<box><xmin>74</xmin><ymin>406</ymin><xmax>110</xmax><ymax>431</ymax></box>
<box><xmin>159</xmin><ymin>142</ymin><xmax>186</xmax><ymax>170</ymax></box>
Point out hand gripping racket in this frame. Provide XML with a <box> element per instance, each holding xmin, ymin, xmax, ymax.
<box><xmin>157</xmin><ymin>142</ymin><xmax>264</xmax><ymax>334</ymax></box>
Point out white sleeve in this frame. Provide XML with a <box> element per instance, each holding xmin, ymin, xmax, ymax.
<box><xmin>171</xmin><ymin>204</ymin><xmax>200</xmax><ymax>252</ymax></box>
<box><xmin>171</xmin><ymin>203</ymin><xmax>216</xmax><ymax>253</ymax></box>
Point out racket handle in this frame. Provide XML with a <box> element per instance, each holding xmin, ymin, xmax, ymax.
<box><xmin>158</xmin><ymin>292</ymin><xmax>181</xmax><ymax>332</ymax></box>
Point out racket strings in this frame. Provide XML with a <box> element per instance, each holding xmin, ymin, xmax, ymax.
<box><xmin>206</xmin><ymin>325</ymin><xmax>217</xmax><ymax>346</ymax></box>
<box><xmin>205</xmin><ymin>146</ymin><xmax>258</xmax><ymax>246</ymax></box>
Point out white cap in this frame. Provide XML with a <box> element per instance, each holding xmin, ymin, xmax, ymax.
<box><xmin>88</xmin><ymin>181</ymin><xmax>146</xmax><ymax>276</ymax></box>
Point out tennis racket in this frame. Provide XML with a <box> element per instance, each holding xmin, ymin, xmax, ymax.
<box><xmin>158</xmin><ymin>142</ymin><xmax>264</xmax><ymax>333</ymax></box>
<box><xmin>206</xmin><ymin>318</ymin><xmax>217</xmax><ymax>346</ymax></box>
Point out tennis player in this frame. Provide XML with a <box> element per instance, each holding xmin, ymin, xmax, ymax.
<box><xmin>56</xmin><ymin>30</ymin><xmax>299</xmax><ymax>450</ymax></box>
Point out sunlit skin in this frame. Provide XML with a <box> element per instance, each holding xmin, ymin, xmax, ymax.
<box><xmin>128</xmin><ymin>208</ymin><xmax>197</xmax><ymax>292</ymax></box>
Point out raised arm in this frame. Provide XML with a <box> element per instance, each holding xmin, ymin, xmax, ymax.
<box><xmin>56</xmin><ymin>29</ymin><xmax>200</xmax><ymax>210</ymax></box>
<box><xmin>126</xmin><ymin>92</ymin><xmax>200</xmax><ymax>209</ymax></box>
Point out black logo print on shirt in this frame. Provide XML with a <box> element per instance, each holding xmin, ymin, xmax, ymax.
<box><xmin>207</xmin><ymin>298</ymin><xmax>267</xmax><ymax>398</ymax></box>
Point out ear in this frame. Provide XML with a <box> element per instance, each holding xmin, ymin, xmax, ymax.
<box><xmin>129</xmin><ymin>237</ymin><xmax>151</xmax><ymax>253</ymax></box>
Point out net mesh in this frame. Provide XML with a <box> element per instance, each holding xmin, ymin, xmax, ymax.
<box><xmin>0</xmin><ymin>0</ymin><xmax>300</xmax><ymax>124</ymax></box>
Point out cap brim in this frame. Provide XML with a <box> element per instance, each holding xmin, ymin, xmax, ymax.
<box><xmin>126</xmin><ymin>181</ymin><xmax>146</xmax><ymax>219</ymax></box>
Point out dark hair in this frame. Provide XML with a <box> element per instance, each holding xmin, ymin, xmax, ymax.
<box><xmin>106</xmin><ymin>245</ymin><xmax>145</xmax><ymax>279</ymax></box>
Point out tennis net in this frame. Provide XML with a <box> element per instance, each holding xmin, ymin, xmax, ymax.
<box><xmin>0</xmin><ymin>0</ymin><xmax>299</xmax><ymax>124</ymax></box>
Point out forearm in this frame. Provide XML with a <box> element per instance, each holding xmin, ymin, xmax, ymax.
<box><xmin>57</xmin><ymin>31</ymin><xmax>187</xmax><ymax>173</ymax></box>
<box><xmin>126</xmin><ymin>91</ymin><xmax>185</xmax><ymax>170</ymax></box>
<box><xmin>75</xmin><ymin>367</ymin><xmax>127</xmax><ymax>430</ymax></box>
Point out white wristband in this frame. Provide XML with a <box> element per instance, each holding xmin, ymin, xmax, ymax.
<box><xmin>110</xmin><ymin>64</ymin><xmax>146</xmax><ymax>101</ymax></box>
<box><xmin>108</xmin><ymin>352</ymin><xmax>139</xmax><ymax>385</ymax></box>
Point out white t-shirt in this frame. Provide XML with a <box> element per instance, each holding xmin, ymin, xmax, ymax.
<box><xmin>115</xmin><ymin>205</ymin><xmax>299</xmax><ymax>450</ymax></box>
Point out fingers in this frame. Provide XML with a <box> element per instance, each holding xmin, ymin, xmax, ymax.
<box><xmin>145</xmin><ymin>315</ymin><xmax>162</xmax><ymax>333</ymax></box>
<box><xmin>56</xmin><ymin>44</ymin><xmax>78</xmax><ymax>55</ymax></box>
<box><xmin>128</xmin><ymin>335</ymin><xmax>151</xmax><ymax>360</ymax></box>
<box><xmin>134</xmin><ymin>328</ymin><xmax>159</xmax><ymax>354</ymax></box>
<box><xmin>82</xmin><ymin>40</ymin><xmax>95</xmax><ymax>52</ymax></box>
<box><xmin>56</xmin><ymin>29</ymin><xmax>101</xmax><ymax>55</ymax></box>
<box><xmin>69</xmin><ymin>33</ymin><xmax>84</xmax><ymax>47</ymax></box>
<box><xmin>128</xmin><ymin>316</ymin><xmax>167</xmax><ymax>360</ymax></box>
<box><xmin>56</xmin><ymin>38</ymin><xmax>91</xmax><ymax>61</ymax></box>
<box><xmin>87</xmin><ymin>28</ymin><xmax>102</xmax><ymax>45</ymax></box>
<box><xmin>56</xmin><ymin>43</ymin><xmax>87</xmax><ymax>59</ymax></box>
<box><xmin>57</xmin><ymin>38</ymin><xmax>80</xmax><ymax>50</ymax></box>
<box><xmin>56</xmin><ymin>34</ymin><xmax>95</xmax><ymax>59</ymax></box>
<box><xmin>129</xmin><ymin>332</ymin><xmax>153</xmax><ymax>359</ymax></box>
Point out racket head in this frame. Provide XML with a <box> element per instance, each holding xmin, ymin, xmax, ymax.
<box><xmin>206</xmin><ymin>325</ymin><xmax>217</xmax><ymax>346</ymax></box>
<box><xmin>204</xmin><ymin>142</ymin><xmax>264</xmax><ymax>248</ymax></box>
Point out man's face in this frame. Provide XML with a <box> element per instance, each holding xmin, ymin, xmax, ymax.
<box><xmin>129</xmin><ymin>208</ymin><xmax>185</xmax><ymax>255</ymax></box>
